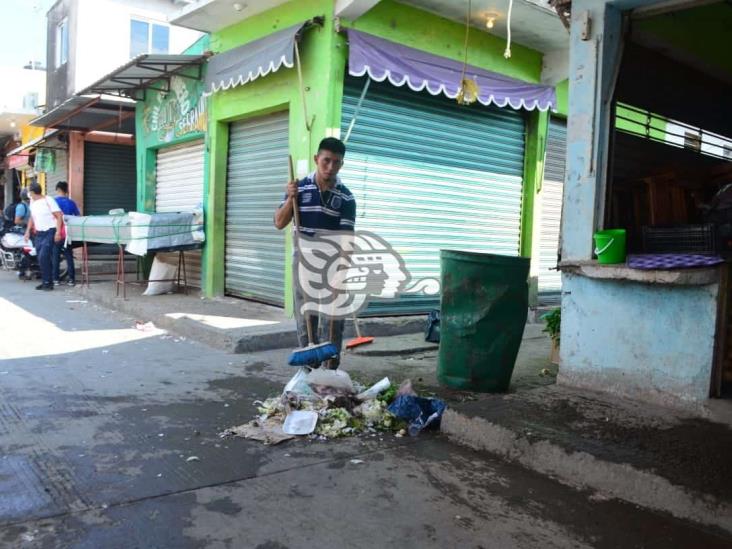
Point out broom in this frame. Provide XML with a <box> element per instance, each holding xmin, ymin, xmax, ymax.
<box><xmin>346</xmin><ymin>316</ymin><xmax>374</xmax><ymax>349</ymax></box>
<box><xmin>286</xmin><ymin>155</ymin><xmax>339</xmax><ymax>367</ymax></box>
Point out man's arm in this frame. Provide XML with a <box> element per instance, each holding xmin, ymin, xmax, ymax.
<box><xmin>53</xmin><ymin>212</ymin><xmax>63</xmax><ymax>241</ymax></box>
<box><xmin>273</xmin><ymin>180</ymin><xmax>298</xmax><ymax>230</ymax></box>
<box><xmin>14</xmin><ymin>204</ymin><xmax>25</xmax><ymax>225</ymax></box>
<box><xmin>24</xmin><ymin>216</ymin><xmax>34</xmax><ymax>240</ymax></box>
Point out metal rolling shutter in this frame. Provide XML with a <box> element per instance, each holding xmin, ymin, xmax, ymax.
<box><xmin>83</xmin><ymin>142</ymin><xmax>137</xmax><ymax>255</ymax></box>
<box><xmin>225</xmin><ymin>112</ymin><xmax>288</xmax><ymax>305</ymax></box>
<box><xmin>537</xmin><ymin>118</ymin><xmax>566</xmax><ymax>304</ymax></box>
<box><xmin>155</xmin><ymin>140</ymin><xmax>205</xmax><ymax>288</ymax></box>
<box><xmin>340</xmin><ymin>76</ymin><xmax>526</xmax><ymax>315</ymax></box>
<box><xmin>83</xmin><ymin>142</ymin><xmax>136</xmax><ymax>215</ymax></box>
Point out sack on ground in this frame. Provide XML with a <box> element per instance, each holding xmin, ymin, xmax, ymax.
<box><xmin>143</xmin><ymin>255</ymin><xmax>178</xmax><ymax>296</ymax></box>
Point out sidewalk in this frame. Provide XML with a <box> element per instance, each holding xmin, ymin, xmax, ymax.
<box><xmin>76</xmin><ymin>281</ymin><xmax>427</xmax><ymax>353</ymax></box>
<box><xmin>439</xmin><ymin>384</ymin><xmax>732</xmax><ymax>535</ymax></box>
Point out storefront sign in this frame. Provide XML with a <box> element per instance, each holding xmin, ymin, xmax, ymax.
<box><xmin>6</xmin><ymin>154</ymin><xmax>29</xmax><ymax>170</ymax></box>
<box><xmin>143</xmin><ymin>75</ymin><xmax>207</xmax><ymax>143</ymax></box>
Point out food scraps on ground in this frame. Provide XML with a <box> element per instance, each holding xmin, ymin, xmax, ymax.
<box><xmin>220</xmin><ymin>371</ymin><xmax>447</xmax><ymax>444</ymax></box>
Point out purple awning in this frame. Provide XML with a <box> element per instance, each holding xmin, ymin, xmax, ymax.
<box><xmin>347</xmin><ymin>29</ymin><xmax>556</xmax><ymax>112</ymax></box>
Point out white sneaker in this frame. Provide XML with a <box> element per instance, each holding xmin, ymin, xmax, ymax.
<box><xmin>53</xmin><ymin>280</ymin><xmax>61</xmax><ymax>286</ymax></box>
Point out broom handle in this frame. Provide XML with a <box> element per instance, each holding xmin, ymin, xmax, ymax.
<box><xmin>353</xmin><ymin>315</ymin><xmax>363</xmax><ymax>338</ymax></box>
<box><xmin>289</xmin><ymin>155</ymin><xmax>314</xmax><ymax>346</ymax></box>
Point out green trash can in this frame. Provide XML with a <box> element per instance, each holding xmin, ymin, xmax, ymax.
<box><xmin>438</xmin><ymin>250</ymin><xmax>530</xmax><ymax>392</ymax></box>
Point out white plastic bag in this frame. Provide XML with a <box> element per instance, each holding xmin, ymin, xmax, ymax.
<box><xmin>356</xmin><ymin>377</ymin><xmax>391</xmax><ymax>401</ymax></box>
<box><xmin>283</xmin><ymin>367</ymin><xmax>318</xmax><ymax>400</ymax></box>
<box><xmin>306</xmin><ymin>369</ymin><xmax>354</xmax><ymax>393</ymax></box>
<box><xmin>143</xmin><ymin>255</ymin><xmax>178</xmax><ymax>296</ymax></box>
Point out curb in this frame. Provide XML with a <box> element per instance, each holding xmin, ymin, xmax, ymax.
<box><xmin>440</xmin><ymin>408</ymin><xmax>732</xmax><ymax>535</ymax></box>
<box><xmin>79</xmin><ymin>287</ymin><xmax>426</xmax><ymax>354</ymax></box>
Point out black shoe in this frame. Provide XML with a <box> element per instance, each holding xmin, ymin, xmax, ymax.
<box><xmin>35</xmin><ymin>284</ymin><xmax>53</xmax><ymax>291</ymax></box>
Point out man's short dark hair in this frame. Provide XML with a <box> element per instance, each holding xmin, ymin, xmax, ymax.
<box><xmin>56</xmin><ymin>181</ymin><xmax>69</xmax><ymax>194</ymax></box>
<box><xmin>29</xmin><ymin>182</ymin><xmax>42</xmax><ymax>195</ymax></box>
<box><xmin>318</xmin><ymin>137</ymin><xmax>346</xmax><ymax>157</ymax></box>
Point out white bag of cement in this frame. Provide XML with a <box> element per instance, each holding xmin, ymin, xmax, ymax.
<box><xmin>143</xmin><ymin>255</ymin><xmax>178</xmax><ymax>296</ymax></box>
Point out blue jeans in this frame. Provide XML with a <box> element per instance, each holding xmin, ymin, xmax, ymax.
<box><xmin>35</xmin><ymin>229</ymin><xmax>56</xmax><ymax>286</ymax></box>
<box><xmin>53</xmin><ymin>241</ymin><xmax>75</xmax><ymax>282</ymax></box>
<box><xmin>292</xmin><ymin>252</ymin><xmax>344</xmax><ymax>368</ymax></box>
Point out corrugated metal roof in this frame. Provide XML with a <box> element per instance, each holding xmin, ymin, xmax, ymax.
<box><xmin>79</xmin><ymin>53</ymin><xmax>208</xmax><ymax>99</ymax></box>
<box><xmin>30</xmin><ymin>95</ymin><xmax>136</xmax><ymax>133</ymax></box>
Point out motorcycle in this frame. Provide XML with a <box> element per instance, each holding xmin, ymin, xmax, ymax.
<box><xmin>0</xmin><ymin>227</ymin><xmax>24</xmax><ymax>272</ymax></box>
<box><xmin>0</xmin><ymin>227</ymin><xmax>67</xmax><ymax>281</ymax></box>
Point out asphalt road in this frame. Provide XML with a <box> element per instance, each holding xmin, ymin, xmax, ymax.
<box><xmin>0</xmin><ymin>273</ymin><xmax>729</xmax><ymax>548</ymax></box>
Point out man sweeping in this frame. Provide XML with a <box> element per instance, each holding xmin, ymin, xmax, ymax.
<box><xmin>274</xmin><ymin>137</ymin><xmax>355</xmax><ymax>369</ymax></box>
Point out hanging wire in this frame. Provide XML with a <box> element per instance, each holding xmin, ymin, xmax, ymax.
<box><xmin>504</xmin><ymin>0</ymin><xmax>514</xmax><ymax>59</ymax></box>
<box><xmin>456</xmin><ymin>0</ymin><xmax>479</xmax><ymax>105</ymax></box>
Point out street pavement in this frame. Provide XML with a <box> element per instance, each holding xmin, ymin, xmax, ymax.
<box><xmin>0</xmin><ymin>272</ymin><xmax>729</xmax><ymax>548</ymax></box>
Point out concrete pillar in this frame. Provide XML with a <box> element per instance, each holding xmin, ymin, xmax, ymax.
<box><xmin>561</xmin><ymin>0</ymin><xmax>624</xmax><ymax>261</ymax></box>
<box><xmin>68</xmin><ymin>131</ymin><xmax>84</xmax><ymax>214</ymax></box>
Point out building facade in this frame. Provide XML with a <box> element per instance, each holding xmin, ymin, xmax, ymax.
<box><xmin>165</xmin><ymin>0</ymin><xmax>570</xmax><ymax>314</ymax></box>
<box><xmin>559</xmin><ymin>0</ymin><xmax>732</xmax><ymax>407</ymax></box>
<box><xmin>32</xmin><ymin>0</ymin><xmax>202</xmax><ymax>222</ymax></box>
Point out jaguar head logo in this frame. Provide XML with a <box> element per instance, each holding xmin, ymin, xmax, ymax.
<box><xmin>295</xmin><ymin>231</ymin><xmax>411</xmax><ymax>318</ymax></box>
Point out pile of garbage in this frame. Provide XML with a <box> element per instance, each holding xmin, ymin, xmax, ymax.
<box><xmin>220</xmin><ymin>368</ymin><xmax>446</xmax><ymax>445</ymax></box>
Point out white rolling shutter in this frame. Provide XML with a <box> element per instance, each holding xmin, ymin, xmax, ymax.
<box><xmin>225</xmin><ymin>112</ymin><xmax>288</xmax><ymax>305</ymax></box>
<box><xmin>155</xmin><ymin>139</ymin><xmax>205</xmax><ymax>288</ymax></box>
<box><xmin>536</xmin><ymin>119</ymin><xmax>566</xmax><ymax>303</ymax></box>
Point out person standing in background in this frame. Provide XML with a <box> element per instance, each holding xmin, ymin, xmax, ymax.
<box><xmin>24</xmin><ymin>182</ymin><xmax>63</xmax><ymax>291</ymax></box>
<box><xmin>52</xmin><ymin>181</ymin><xmax>80</xmax><ymax>286</ymax></box>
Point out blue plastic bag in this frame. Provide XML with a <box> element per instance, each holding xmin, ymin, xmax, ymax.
<box><xmin>424</xmin><ymin>310</ymin><xmax>440</xmax><ymax>343</ymax></box>
<box><xmin>387</xmin><ymin>395</ymin><xmax>446</xmax><ymax>436</ymax></box>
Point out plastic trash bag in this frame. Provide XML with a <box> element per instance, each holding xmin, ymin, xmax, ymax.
<box><xmin>356</xmin><ymin>377</ymin><xmax>390</xmax><ymax>401</ymax></box>
<box><xmin>387</xmin><ymin>395</ymin><xmax>446</xmax><ymax>436</ymax></box>
<box><xmin>425</xmin><ymin>309</ymin><xmax>440</xmax><ymax>343</ymax></box>
<box><xmin>283</xmin><ymin>367</ymin><xmax>318</xmax><ymax>400</ymax></box>
<box><xmin>306</xmin><ymin>368</ymin><xmax>354</xmax><ymax>397</ymax></box>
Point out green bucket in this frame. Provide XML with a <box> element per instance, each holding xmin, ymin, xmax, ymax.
<box><xmin>593</xmin><ymin>229</ymin><xmax>626</xmax><ymax>264</ymax></box>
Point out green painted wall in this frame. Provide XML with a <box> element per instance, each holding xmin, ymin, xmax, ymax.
<box><xmin>135</xmin><ymin>34</ymin><xmax>211</xmax><ymax>279</ymax></box>
<box><xmin>521</xmin><ymin>110</ymin><xmax>549</xmax><ymax>259</ymax></box>
<box><xmin>206</xmin><ymin>0</ymin><xmax>553</xmax><ymax>308</ymax></box>
<box><xmin>347</xmin><ymin>0</ymin><xmax>543</xmax><ymax>83</ymax></box>
<box><xmin>555</xmin><ymin>79</ymin><xmax>569</xmax><ymax>117</ymax></box>
<box><xmin>615</xmin><ymin>103</ymin><xmax>667</xmax><ymax>140</ymax></box>
<box><xmin>207</xmin><ymin>0</ymin><xmax>344</xmax><ymax>307</ymax></box>
<box><xmin>635</xmin><ymin>3</ymin><xmax>732</xmax><ymax>79</ymax></box>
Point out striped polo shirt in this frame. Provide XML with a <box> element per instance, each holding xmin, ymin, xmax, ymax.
<box><xmin>282</xmin><ymin>173</ymin><xmax>356</xmax><ymax>235</ymax></box>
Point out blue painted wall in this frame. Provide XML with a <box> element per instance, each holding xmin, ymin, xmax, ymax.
<box><xmin>559</xmin><ymin>275</ymin><xmax>717</xmax><ymax>405</ymax></box>
<box><xmin>562</xmin><ymin>0</ymin><xmax>623</xmax><ymax>260</ymax></box>
<box><xmin>558</xmin><ymin>0</ymin><xmax>719</xmax><ymax>405</ymax></box>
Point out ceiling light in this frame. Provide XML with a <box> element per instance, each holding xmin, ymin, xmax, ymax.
<box><xmin>232</xmin><ymin>2</ymin><xmax>245</xmax><ymax>11</ymax></box>
<box><xmin>10</xmin><ymin>120</ymin><xmax>16</xmax><ymax>128</ymax></box>
<box><xmin>485</xmin><ymin>12</ymin><xmax>499</xmax><ymax>30</ymax></box>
